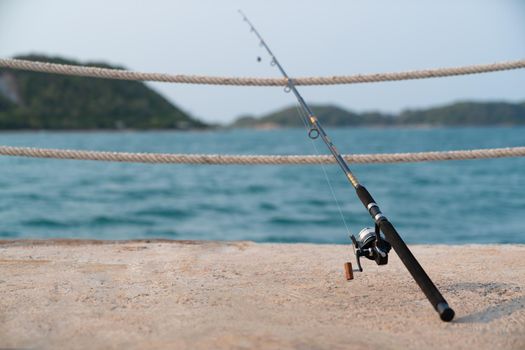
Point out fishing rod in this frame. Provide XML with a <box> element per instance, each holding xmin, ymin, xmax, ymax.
<box><xmin>239</xmin><ymin>10</ymin><xmax>455</xmax><ymax>322</ymax></box>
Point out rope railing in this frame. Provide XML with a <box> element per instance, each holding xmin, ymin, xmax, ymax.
<box><xmin>1</xmin><ymin>57</ymin><xmax>524</xmax><ymax>86</ymax></box>
<box><xmin>0</xmin><ymin>145</ymin><xmax>523</xmax><ymax>165</ymax></box>
<box><xmin>2</xmin><ymin>58</ymin><xmax>523</xmax><ymax>165</ymax></box>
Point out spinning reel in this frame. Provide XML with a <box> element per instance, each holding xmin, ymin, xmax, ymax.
<box><xmin>350</xmin><ymin>224</ymin><xmax>392</xmax><ymax>273</ymax></box>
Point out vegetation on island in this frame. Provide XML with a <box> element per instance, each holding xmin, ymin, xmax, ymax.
<box><xmin>231</xmin><ymin>101</ymin><xmax>525</xmax><ymax>128</ymax></box>
<box><xmin>0</xmin><ymin>55</ymin><xmax>207</xmax><ymax>130</ymax></box>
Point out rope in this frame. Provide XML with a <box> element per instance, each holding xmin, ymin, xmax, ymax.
<box><xmin>1</xmin><ymin>57</ymin><xmax>524</xmax><ymax>86</ymax></box>
<box><xmin>0</xmin><ymin>145</ymin><xmax>523</xmax><ymax>164</ymax></box>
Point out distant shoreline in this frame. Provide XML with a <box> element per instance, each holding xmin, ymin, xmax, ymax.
<box><xmin>0</xmin><ymin>124</ymin><xmax>523</xmax><ymax>133</ymax></box>
<box><xmin>0</xmin><ymin>127</ymin><xmax>218</xmax><ymax>134</ymax></box>
<box><xmin>225</xmin><ymin>123</ymin><xmax>525</xmax><ymax>130</ymax></box>
<box><xmin>230</xmin><ymin>101</ymin><xmax>525</xmax><ymax>128</ymax></box>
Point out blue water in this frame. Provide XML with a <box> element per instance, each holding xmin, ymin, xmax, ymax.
<box><xmin>0</xmin><ymin>127</ymin><xmax>523</xmax><ymax>244</ymax></box>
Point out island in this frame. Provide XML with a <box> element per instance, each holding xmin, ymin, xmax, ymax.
<box><xmin>231</xmin><ymin>101</ymin><xmax>525</xmax><ymax>128</ymax></box>
<box><xmin>0</xmin><ymin>55</ymin><xmax>207</xmax><ymax>130</ymax></box>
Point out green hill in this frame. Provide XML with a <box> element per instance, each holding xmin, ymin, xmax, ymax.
<box><xmin>232</xmin><ymin>105</ymin><xmax>396</xmax><ymax>128</ymax></box>
<box><xmin>258</xmin><ymin>105</ymin><xmax>363</xmax><ymax>127</ymax></box>
<box><xmin>399</xmin><ymin>101</ymin><xmax>525</xmax><ymax>125</ymax></box>
<box><xmin>0</xmin><ymin>55</ymin><xmax>207</xmax><ymax>130</ymax></box>
<box><xmin>231</xmin><ymin>101</ymin><xmax>525</xmax><ymax>128</ymax></box>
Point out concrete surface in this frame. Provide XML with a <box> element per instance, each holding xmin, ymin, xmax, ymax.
<box><xmin>0</xmin><ymin>240</ymin><xmax>524</xmax><ymax>349</ymax></box>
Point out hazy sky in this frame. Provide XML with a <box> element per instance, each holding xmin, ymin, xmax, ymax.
<box><xmin>1</xmin><ymin>0</ymin><xmax>524</xmax><ymax>123</ymax></box>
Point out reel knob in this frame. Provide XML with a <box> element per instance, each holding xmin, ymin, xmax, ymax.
<box><xmin>344</xmin><ymin>262</ymin><xmax>354</xmax><ymax>280</ymax></box>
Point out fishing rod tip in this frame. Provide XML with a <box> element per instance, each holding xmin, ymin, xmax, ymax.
<box><xmin>238</xmin><ymin>9</ymin><xmax>248</xmax><ymax>20</ymax></box>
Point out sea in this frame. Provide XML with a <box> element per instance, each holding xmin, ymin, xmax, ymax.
<box><xmin>0</xmin><ymin>127</ymin><xmax>523</xmax><ymax>244</ymax></box>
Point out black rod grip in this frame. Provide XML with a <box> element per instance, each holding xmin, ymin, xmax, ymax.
<box><xmin>355</xmin><ymin>185</ymin><xmax>454</xmax><ymax>322</ymax></box>
<box><xmin>379</xmin><ymin>220</ymin><xmax>454</xmax><ymax>322</ymax></box>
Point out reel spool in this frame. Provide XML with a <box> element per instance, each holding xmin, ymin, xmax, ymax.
<box><xmin>350</xmin><ymin>225</ymin><xmax>392</xmax><ymax>272</ymax></box>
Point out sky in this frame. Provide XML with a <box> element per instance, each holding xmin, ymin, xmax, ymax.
<box><xmin>1</xmin><ymin>0</ymin><xmax>524</xmax><ymax>123</ymax></box>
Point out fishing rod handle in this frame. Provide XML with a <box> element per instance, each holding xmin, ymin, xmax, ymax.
<box><xmin>355</xmin><ymin>185</ymin><xmax>455</xmax><ymax>322</ymax></box>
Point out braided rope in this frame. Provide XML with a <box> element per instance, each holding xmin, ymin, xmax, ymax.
<box><xmin>1</xmin><ymin>58</ymin><xmax>524</xmax><ymax>86</ymax></box>
<box><xmin>0</xmin><ymin>145</ymin><xmax>523</xmax><ymax>164</ymax></box>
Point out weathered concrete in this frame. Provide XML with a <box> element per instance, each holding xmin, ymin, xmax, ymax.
<box><xmin>0</xmin><ymin>240</ymin><xmax>524</xmax><ymax>349</ymax></box>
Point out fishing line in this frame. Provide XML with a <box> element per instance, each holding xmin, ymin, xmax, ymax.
<box><xmin>293</xmin><ymin>101</ymin><xmax>352</xmax><ymax>236</ymax></box>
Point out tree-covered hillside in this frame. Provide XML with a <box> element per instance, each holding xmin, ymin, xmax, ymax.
<box><xmin>234</xmin><ymin>105</ymin><xmax>396</xmax><ymax>128</ymax></box>
<box><xmin>231</xmin><ymin>101</ymin><xmax>525</xmax><ymax>128</ymax></box>
<box><xmin>398</xmin><ymin>102</ymin><xmax>525</xmax><ymax>125</ymax></box>
<box><xmin>0</xmin><ymin>55</ymin><xmax>207</xmax><ymax>129</ymax></box>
